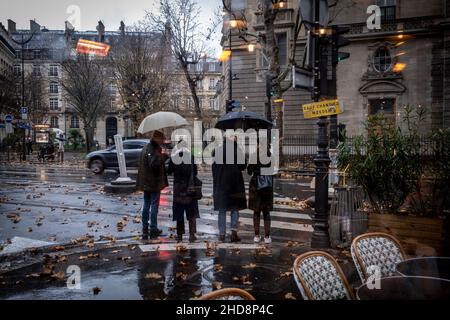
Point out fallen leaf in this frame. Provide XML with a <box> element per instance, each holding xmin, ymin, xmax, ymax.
<box><xmin>193</xmin><ymin>289</ymin><xmax>202</xmax><ymax>296</ymax></box>
<box><xmin>51</xmin><ymin>271</ymin><xmax>66</xmax><ymax>280</ymax></box>
<box><xmin>92</xmin><ymin>287</ymin><xmax>101</xmax><ymax>295</ymax></box>
<box><xmin>178</xmin><ymin>260</ymin><xmax>189</xmax><ymax>267</ymax></box>
<box><xmin>212</xmin><ymin>281</ymin><xmax>222</xmax><ymax>290</ymax></box>
<box><xmin>145</xmin><ymin>273</ymin><xmax>162</xmax><ymax>280</ymax></box>
<box><xmin>79</xmin><ymin>256</ymin><xmax>88</xmax><ymax>261</ymax></box>
<box><xmin>242</xmin><ymin>263</ymin><xmax>257</xmax><ymax>269</ymax></box>
<box><xmin>213</xmin><ymin>264</ymin><xmax>223</xmax><ymax>272</ymax></box>
<box><xmin>176</xmin><ymin>272</ymin><xmax>188</xmax><ymax>281</ymax></box>
<box><xmin>284</xmin><ymin>292</ymin><xmax>297</xmax><ymax>300</ymax></box>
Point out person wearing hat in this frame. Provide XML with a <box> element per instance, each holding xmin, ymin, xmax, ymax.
<box><xmin>137</xmin><ymin>130</ymin><xmax>169</xmax><ymax>239</ymax></box>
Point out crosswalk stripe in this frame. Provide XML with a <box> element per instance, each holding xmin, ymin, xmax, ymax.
<box><xmin>139</xmin><ymin>242</ymin><xmax>265</xmax><ymax>253</ymax></box>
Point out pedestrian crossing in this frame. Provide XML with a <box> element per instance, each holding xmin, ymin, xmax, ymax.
<box><xmin>163</xmin><ymin>176</ymin><xmax>314</xmax><ymax>234</ymax></box>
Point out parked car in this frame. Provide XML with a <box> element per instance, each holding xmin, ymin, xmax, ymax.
<box><xmin>86</xmin><ymin>139</ymin><xmax>173</xmax><ymax>174</ymax></box>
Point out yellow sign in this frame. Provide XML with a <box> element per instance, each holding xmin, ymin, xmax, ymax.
<box><xmin>302</xmin><ymin>100</ymin><xmax>343</xmax><ymax>119</ymax></box>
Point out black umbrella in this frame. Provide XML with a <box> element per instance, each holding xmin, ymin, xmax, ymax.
<box><xmin>215</xmin><ymin>111</ymin><xmax>273</xmax><ymax>130</ymax></box>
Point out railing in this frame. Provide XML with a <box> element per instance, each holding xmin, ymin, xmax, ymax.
<box><xmin>281</xmin><ymin>135</ymin><xmax>437</xmax><ymax>172</ymax></box>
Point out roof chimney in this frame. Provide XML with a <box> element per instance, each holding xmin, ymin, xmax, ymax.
<box><xmin>96</xmin><ymin>21</ymin><xmax>105</xmax><ymax>42</ymax></box>
<box><xmin>7</xmin><ymin>19</ymin><xmax>16</xmax><ymax>33</ymax></box>
<box><xmin>30</xmin><ymin>19</ymin><xmax>40</xmax><ymax>32</ymax></box>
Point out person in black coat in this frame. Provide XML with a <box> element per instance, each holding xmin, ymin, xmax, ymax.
<box><xmin>212</xmin><ymin>137</ymin><xmax>247</xmax><ymax>243</ymax></box>
<box><xmin>248</xmin><ymin>158</ymin><xmax>274</xmax><ymax>244</ymax></box>
<box><xmin>167</xmin><ymin>144</ymin><xmax>200</xmax><ymax>243</ymax></box>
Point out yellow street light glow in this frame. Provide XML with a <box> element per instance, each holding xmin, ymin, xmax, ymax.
<box><xmin>229</xmin><ymin>20</ymin><xmax>238</xmax><ymax>28</ymax></box>
<box><xmin>393</xmin><ymin>63</ymin><xmax>406</xmax><ymax>72</ymax></box>
<box><xmin>273</xmin><ymin>1</ymin><xmax>286</xmax><ymax>9</ymax></box>
<box><xmin>248</xmin><ymin>44</ymin><xmax>255</xmax><ymax>52</ymax></box>
<box><xmin>218</xmin><ymin>49</ymin><xmax>232</xmax><ymax>62</ymax></box>
<box><xmin>274</xmin><ymin>98</ymin><xmax>285</xmax><ymax>103</ymax></box>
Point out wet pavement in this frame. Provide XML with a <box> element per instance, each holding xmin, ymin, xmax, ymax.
<box><xmin>0</xmin><ymin>162</ymin><xmax>356</xmax><ymax>300</ymax></box>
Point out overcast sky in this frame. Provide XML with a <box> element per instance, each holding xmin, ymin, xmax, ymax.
<box><xmin>0</xmin><ymin>0</ymin><xmax>222</xmax><ymax>53</ymax></box>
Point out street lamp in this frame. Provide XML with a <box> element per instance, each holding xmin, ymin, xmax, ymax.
<box><xmin>225</xmin><ymin>18</ymin><xmax>244</xmax><ymax>113</ymax></box>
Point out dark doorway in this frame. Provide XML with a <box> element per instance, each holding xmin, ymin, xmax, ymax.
<box><xmin>105</xmin><ymin>117</ymin><xmax>118</xmax><ymax>145</ymax></box>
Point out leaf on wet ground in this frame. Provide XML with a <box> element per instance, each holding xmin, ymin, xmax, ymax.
<box><xmin>7</xmin><ymin>213</ymin><xmax>21</xmax><ymax>224</ymax></box>
<box><xmin>92</xmin><ymin>287</ymin><xmax>102</xmax><ymax>295</ymax></box>
<box><xmin>51</xmin><ymin>271</ymin><xmax>66</xmax><ymax>280</ymax></box>
<box><xmin>232</xmin><ymin>275</ymin><xmax>252</xmax><ymax>285</ymax></box>
<box><xmin>279</xmin><ymin>271</ymin><xmax>293</xmax><ymax>278</ymax></box>
<box><xmin>284</xmin><ymin>292</ymin><xmax>297</xmax><ymax>300</ymax></box>
<box><xmin>27</xmin><ymin>227</ymin><xmax>33</xmax><ymax>232</ymax></box>
<box><xmin>176</xmin><ymin>245</ymin><xmax>188</xmax><ymax>253</ymax></box>
<box><xmin>285</xmin><ymin>241</ymin><xmax>299</xmax><ymax>247</ymax></box>
<box><xmin>26</xmin><ymin>273</ymin><xmax>41</xmax><ymax>278</ymax></box>
<box><xmin>213</xmin><ymin>264</ymin><xmax>223</xmax><ymax>272</ymax></box>
<box><xmin>178</xmin><ymin>260</ymin><xmax>189</xmax><ymax>267</ymax></box>
<box><xmin>118</xmin><ymin>256</ymin><xmax>132</xmax><ymax>261</ymax></box>
<box><xmin>212</xmin><ymin>281</ymin><xmax>222</xmax><ymax>290</ymax></box>
<box><xmin>52</xmin><ymin>246</ymin><xmax>65</xmax><ymax>252</ymax></box>
<box><xmin>176</xmin><ymin>272</ymin><xmax>188</xmax><ymax>281</ymax></box>
<box><xmin>132</xmin><ymin>216</ymin><xmax>141</xmax><ymax>224</ymax></box>
<box><xmin>242</xmin><ymin>263</ymin><xmax>257</xmax><ymax>269</ymax></box>
<box><xmin>193</xmin><ymin>289</ymin><xmax>202</xmax><ymax>296</ymax></box>
<box><xmin>145</xmin><ymin>273</ymin><xmax>163</xmax><ymax>280</ymax></box>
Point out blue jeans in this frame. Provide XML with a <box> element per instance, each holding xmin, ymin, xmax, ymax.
<box><xmin>218</xmin><ymin>210</ymin><xmax>239</xmax><ymax>236</ymax></box>
<box><xmin>142</xmin><ymin>191</ymin><xmax>160</xmax><ymax>231</ymax></box>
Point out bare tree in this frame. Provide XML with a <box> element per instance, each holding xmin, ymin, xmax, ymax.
<box><xmin>110</xmin><ymin>24</ymin><xmax>173</xmax><ymax>126</ymax></box>
<box><xmin>0</xmin><ymin>72</ymin><xmax>18</xmax><ymax>117</ymax></box>
<box><xmin>22</xmin><ymin>72</ymin><xmax>47</xmax><ymax>126</ymax></box>
<box><xmin>61</xmin><ymin>54</ymin><xmax>109</xmax><ymax>152</ymax></box>
<box><xmin>146</xmin><ymin>0</ymin><xmax>221</xmax><ymax>120</ymax></box>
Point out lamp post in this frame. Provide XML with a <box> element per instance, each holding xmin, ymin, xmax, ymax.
<box><xmin>12</xmin><ymin>32</ymin><xmax>35</xmax><ymax>161</ymax></box>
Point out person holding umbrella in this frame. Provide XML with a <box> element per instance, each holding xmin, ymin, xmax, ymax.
<box><xmin>136</xmin><ymin>112</ymin><xmax>189</xmax><ymax>239</ymax></box>
<box><xmin>212</xmin><ymin>133</ymin><xmax>247</xmax><ymax>243</ymax></box>
<box><xmin>214</xmin><ymin>110</ymin><xmax>273</xmax><ymax>243</ymax></box>
<box><xmin>137</xmin><ymin>130</ymin><xmax>169</xmax><ymax>239</ymax></box>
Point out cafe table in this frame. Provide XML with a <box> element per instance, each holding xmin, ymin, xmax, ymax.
<box><xmin>396</xmin><ymin>257</ymin><xmax>450</xmax><ymax>281</ymax></box>
<box><xmin>356</xmin><ymin>276</ymin><xmax>450</xmax><ymax>300</ymax></box>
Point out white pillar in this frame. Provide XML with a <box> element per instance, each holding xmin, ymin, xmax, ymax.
<box><xmin>114</xmin><ymin>134</ymin><xmax>132</xmax><ymax>182</ymax></box>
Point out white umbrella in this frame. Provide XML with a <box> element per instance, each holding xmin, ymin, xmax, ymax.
<box><xmin>51</xmin><ymin>128</ymin><xmax>64</xmax><ymax>136</ymax></box>
<box><xmin>137</xmin><ymin>112</ymin><xmax>189</xmax><ymax>134</ymax></box>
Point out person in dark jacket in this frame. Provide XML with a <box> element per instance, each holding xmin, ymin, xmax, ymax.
<box><xmin>248</xmin><ymin>157</ymin><xmax>274</xmax><ymax>244</ymax></box>
<box><xmin>137</xmin><ymin>130</ymin><xmax>169</xmax><ymax>239</ymax></box>
<box><xmin>167</xmin><ymin>142</ymin><xmax>200</xmax><ymax>243</ymax></box>
<box><xmin>212</xmin><ymin>136</ymin><xmax>247</xmax><ymax>242</ymax></box>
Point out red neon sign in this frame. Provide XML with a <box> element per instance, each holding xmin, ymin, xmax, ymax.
<box><xmin>76</xmin><ymin>39</ymin><xmax>111</xmax><ymax>57</ymax></box>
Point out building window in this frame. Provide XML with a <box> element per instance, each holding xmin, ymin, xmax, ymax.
<box><xmin>373</xmin><ymin>47</ymin><xmax>392</xmax><ymax>73</ymax></box>
<box><xmin>259</xmin><ymin>32</ymin><xmax>288</xmax><ymax>68</ymax></box>
<box><xmin>209</xmin><ymin>78</ymin><xmax>216</xmax><ymax>90</ymax></box>
<box><xmin>209</xmin><ymin>63</ymin><xmax>217</xmax><ymax>72</ymax></box>
<box><xmin>49</xmin><ymin>65</ymin><xmax>58</xmax><ymax>77</ymax></box>
<box><xmin>376</xmin><ymin>0</ymin><xmax>396</xmax><ymax>22</ymax></box>
<box><xmin>50</xmin><ymin>116</ymin><xmax>59</xmax><ymax>128</ymax></box>
<box><xmin>70</xmin><ymin>115</ymin><xmax>80</xmax><ymax>128</ymax></box>
<box><xmin>49</xmin><ymin>82</ymin><xmax>58</xmax><ymax>94</ymax></box>
<box><xmin>110</xmin><ymin>98</ymin><xmax>116</xmax><ymax>112</ymax></box>
<box><xmin>14</xmin><ymin>65</ymin><xmax>21</xmax><ymax>76</ymax></box>
<box><xmin>369</xmin><ymin>98</ymin><xmax>396</xmax><ymax>126</ymax></box>
<box><xmin>33</xmin><ymin>50</ymin><xmax>41</xmax><ymax>60</ymax></box>
<box><xmin>49</xmin><ymin>98</ymin><xmax>59</xmax><ymax>110</ymax></box>
<box><xmin>209</xmin><ymin>97</ymin><xmax>216</xmax><ymax>110</ymax></box>
<box><xmin>32</xmin><ymin>65</ymin><xmax>41</xmax><ymax>76</ymax></box>
<box><xmin>197</xmin><ymin>79</ymin><xmax>203</xmax><ymax>90</ymax></box>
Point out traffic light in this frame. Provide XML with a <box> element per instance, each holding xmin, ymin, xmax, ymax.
<box><xmin>331</xmin><ymin>25</ymin><xmax>350</xmax><ymax>65</ymax></box>
<box><xmin>266</xmin><ymin>74</ymin><xmax>277</xmax><ymax>98</ymax></box>
<box><xmin>226</xmin><ymin>99</ymin><xmax>241</xmax><ymax>113</ymax></box>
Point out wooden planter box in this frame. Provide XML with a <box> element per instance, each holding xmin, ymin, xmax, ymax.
<box><xmin>368</xmin><ymin>213</ymin><xmax>445</xmax><ymax>255</ymax></box>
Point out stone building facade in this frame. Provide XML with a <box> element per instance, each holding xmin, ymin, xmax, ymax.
<box><xmin>2</xmin><ymin>19</ymin><xmax>222</xmax><ymax>148</ymax></box>
<box><xmin>220</xmin><ymin>0</ymin><xmax>450</xmax><ymax>136</ymax></box>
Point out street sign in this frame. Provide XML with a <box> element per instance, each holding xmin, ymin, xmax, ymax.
<box><xmin>5</xmin><ymin>115</ymin><xmax>13</xmax><ymax>123</ymax></box>
<box><xmin>292</xmin><ymin>66</ymin><xmax>314</xmax><ymax>90</ymax></box>
<box><xmin>302</xmin><ymin>99</ymin><xmax>343</xmax><ymax>119</ymax></box>
<box><xmin>299</xmin><ymin>0</ymin><xmax>329</xmax><ymax>27</ymax></box>
<box><xmin>21</xmin><ymin>107</ymin><xmax>28</xmax><ymax>120</ymax></box>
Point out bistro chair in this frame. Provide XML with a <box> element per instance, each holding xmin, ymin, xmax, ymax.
<box><xmin>199</xmin><ymin>288</ymin><xmax>256</xmax><ymax>300</ymax></box>
<box><xmin>351</xmin><ymin>232</ymin><xmax>407</xmax><ymax>283</ymax></box>
<box><xmin>293</xmin><ymin>251</ymin><xmax>355</xmax><ymax>300</ymax></box>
